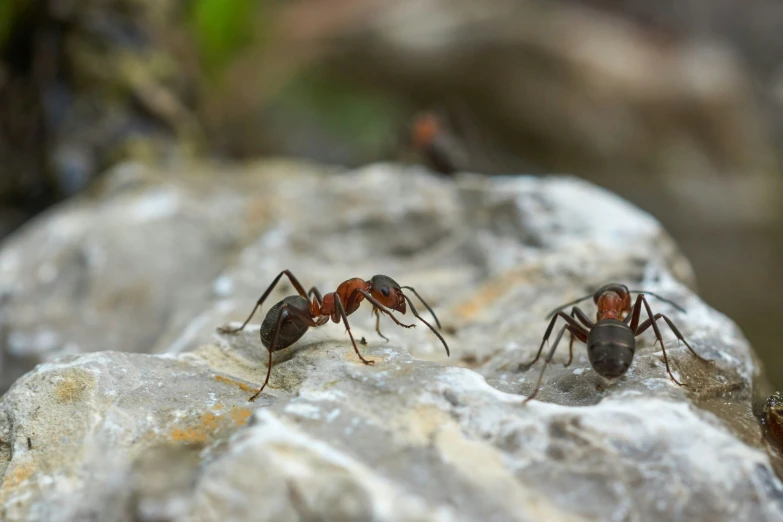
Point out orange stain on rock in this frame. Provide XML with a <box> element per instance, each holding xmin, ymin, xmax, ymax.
<box><xmin>168</xmin><ymin>404</ymin><xmax>253</xmax><ymax>446</ymax></box>
<box><xmin>1</xmin><ymin>462</ymin><xmax>36</xmax><ymax>491</ymax></box>
<box><xmin>453</xmin><ymin>270</ymin><xmax>532</xmax><ymax>320</ymax></box>
<box><xmin>169</xmin><ymin>427</ymin><xmax>209</xmax><ymax>445</ymax></box>
<box><xmin>215</xmin><ymin>375</ymin><xmax>255</xmax><ymax>393</ymax></box>
<box><xmin>230</xmin><ymin>407</ymin><xmax>252</xmax><ymax>425</ymax></box>
<box><xmin>201</xmin><ymin>412</ymin><xmax>220</xmax><ymax>430</ymax></box>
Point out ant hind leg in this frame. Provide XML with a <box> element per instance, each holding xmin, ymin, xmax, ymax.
<box><xmin>524</xmin><ymin>324</ymin><xmax>583</xmax><ymax>404</ymax></box>
<box><xmin>220</xmin><ymin>270</ymin><xmax>309</xmax><ymax>335</ymax></box>
<box><xmin>632</xmin><ymin>297</ymin><xmax>685</xmax><ymax>387</ymax></box>
<box><xmin>661</xmin><ymin>314</ymin><xmax>713</xmax><ymax>364</ymax></box>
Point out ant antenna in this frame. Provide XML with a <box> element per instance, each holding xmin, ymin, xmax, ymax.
<box><xmin>629</xmin><ymin>290</ymin><xmax>687</xmax><ymax>313</ymax></box>
<box><xmin>402</xmin><ymin>295</ymin><xmax>449</xmax><ymax>356</ymax></box>
<box><xmin>545</xmin><ymin>293</ymin><xmax>593</xmax><ymax>319</ymax></box>
<box><xmin>401</xmin><ymin>286</ymin><xmax>442</xmax><ymax>329</ymax></box>
<box><xmin>545</xmin><ymin>288</ymin><xmax>688</xmax><ymax>319</ymax></box>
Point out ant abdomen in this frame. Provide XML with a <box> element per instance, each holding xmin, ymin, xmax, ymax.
<box><xmin>587</xmin><ymin>319</ymin><xmax>636</xmax><ymax>378</ymax></box>
<box><xmin>260</xmin><ymin>296</ymin><xmax>311</xmax><ymax>352</ymax></box>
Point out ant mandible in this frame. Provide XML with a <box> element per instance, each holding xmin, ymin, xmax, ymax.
<box><xmin>522</xmin><ymin>283</ymin><xmax>714</xmax><ymax>403</ymax></box>
<box><xmin>218</xmin><ymin>270</ymin><xmax>449</xmax><ymax>401</ymax></box>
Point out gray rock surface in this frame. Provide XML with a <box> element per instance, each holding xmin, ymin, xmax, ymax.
<box><xmin>0</xmin><ymin>161</ymin><xmax>780</xmax><ymax>521</ymax></box>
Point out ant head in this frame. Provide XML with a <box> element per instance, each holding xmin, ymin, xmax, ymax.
<box><xmin>592</xmin><ymin>283</ymin><xmax>630</xmax><ymax>302</ymax></box>
<box><xmin>411</xmin><ymin>112</ymin><xmax>440</xmax><ymax>149</ymax></box>
<box><xmin>369</xmin><ymin>275</ymin><xmax>406</xmax><ymax>313</ymax></box>
<box><xmin>593</xmin><ymin>283</ymin><xmax>631</xmax><ymax>318</ymax></box>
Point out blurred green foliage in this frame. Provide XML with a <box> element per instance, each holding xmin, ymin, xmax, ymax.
<box><xmin>280</xmin><ymin>68</ymin><xmax>405</xmax><ymax>157</ymax></box>
<box><xmin>189</xmin><ymin>0</ymin><xmax>260</xmax><ymax>76</ymax></box>
<box><xmin>0</xmin><ymin>0</ymin><xmax>21</xmax><ymax>51</ymax></box>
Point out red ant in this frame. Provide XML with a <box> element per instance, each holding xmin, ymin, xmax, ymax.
<box><xmin>218</xmin><ymin>270</ymin><xmax>449</xmax><ymax>401</ymax></box>
<box><xmin>522</xmin><ymin>283</ymin><xmax>714</xmax><ymax>403</ymax></box>
<box><xmin>407</xmin><ymin>111</ymin><xmax>462</xmax><ymax>175</ymax></box>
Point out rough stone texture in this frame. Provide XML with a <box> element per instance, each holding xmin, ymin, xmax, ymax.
<box><xmin>0</xmin><ymin>162</ymin><xmax>780</xmax><ymax>521</ymax></box>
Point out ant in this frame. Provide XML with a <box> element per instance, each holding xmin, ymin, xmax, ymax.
<box><xmin>408</xmin><ymin>111</ymin><xmax>460</xmax><ymax>175</ymax></box>
<box><xmin>522</xmin><ymin>283</ymin><xmax>714</xmax><ymax>403</ymax></box>
<box><xmin>218</xmin><ymin>270</ymin><xmax>449</xmax><ymax>401</ymax></box>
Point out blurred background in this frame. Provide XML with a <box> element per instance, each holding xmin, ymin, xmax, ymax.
<box><xmin>1</xmin><ymin>0</ymin><xmax>781</xmax><ymax>385</ymax></box>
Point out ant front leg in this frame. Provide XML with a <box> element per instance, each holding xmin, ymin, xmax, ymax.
<box><xmin>402</xmin><ymin>295</ymin><xmax>450</xmax><ymax>356</ymax></box>
<box><xmin>636</xmin><ymin>313</ymin><xmax>713</xmax><ymax>365</ymax></box>
<box><xmin>220</xmin><ymin>270</ymin><xmax>309</xmax><ymax>335</ymax></box>
<box><xmin>346</xmin><ymin>289</ymin><xmax>415</xmax><ymax>329</ymax></box>
<box><xmin>400</xmin><ymin>286</ymin><xmax>442</xmax><ymax>328</ymax></box>
<box><xmin>372</xmin><ymin>308</ymin><xmax>390</xmax><ymax>342</ymax></box>
<box><xmin>524</xmin><ymin>323</ymin><xmax>586</xmax><ymax>404</ymax></box>
<box><xmin>521</xmin><ymin>311</ymin><xmax>589</xmax><ymax>369</ymax></box>
<box><xmin>629</xmin><ymin>295</ymin><xmax>684</xmax><ymax>386</ymax></box>
<box><xmin>334</xmin><ymin>296</ymin><xmax>375</xmax><ymax>365</ymax></box>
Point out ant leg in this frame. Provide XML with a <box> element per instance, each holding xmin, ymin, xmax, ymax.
<box><xmin>247</xmin><ymin>304</ymin><xmax>325</xmax><ymax>402</ymax></box>
<box><xmin>307</xmin><ymin>286</ymin><xmax>327</xmax><ymax>318</ymax></box>
<box><xmin>637</xmin><ymin>314</ymin><xmax>713</xmax><ymax>365</ymax></box>
<box><xmin>373</xmin><ymin>308</ymin><xmax>390</xmax><ymax>342</ymax></box>
<box><xmin>248</xmin><ymin>304</ymin><xmax>291</xmax><ymax>401</ymax></box>
<box><xmin>573</xmin><ymin>306</ymin><xmax>594</xmax><ymax>328</ymax></box>
<box><xmin>660</xmin><ymin>314</ymin><xmax>713</xmax><ymax>364</ymax></box>
<box><xmin>353</xmin><ymin>289</ymin><xmax>415</xmax><ymax>329</ymax></box>
<box><xmin>282</xmin><ymin>306</ymin><xmax>326</xmax><ymax>328</ymax></box>
<box><xmin>334</xmin><ymin>296</ymin><xmax>375</xmax><ymax>365</ymax></box>
<box><xmin>308</xmin><ymin>287</ymin><xmax>324</xmax><ymax>306</ymax></box>
<box><xmin>631</xmin><ymin>295</ymin><xmax>684</xmax><ymax>387</ymax></box>
<box><xmin>402</xmin><ymin>295</ymin><xmax>450</xmax><ymax>356</ymax></box>
<box><xmin>248</xmin><ymin>348</ymin><xmax>274</xmax><ymax>402</ymax></box>
<box><xmin>634</xmin><ymin>314</ymin><xmax>661</xmax><ymax>336</ymax></box>
<box><xmin>220</xmin><ymin>270</ymin><xmax>309</xmax><ymax>334</ymax></box>
<box><xmin>521</xmin><ymin>310</ymin><xmax>589</xmax><ymax>369</ymax></box>
<box><xmin>565</xmin><ymin>306</ymin><xmax>594</xmax><ymax>367</ymax></box>
<box><xmin>566</xmin><ymin>309</ymin><xmax>577</xmax><ymax>367</ymax></box>
<box><xmin>400</xmin><ymin>286</ymin><xmax>442</xmax><ymax>328</ymax></box>
<box><xmin>524</xmin><ymin>324</ymin><xmax>584</xmax><ymax>404</ymax></box>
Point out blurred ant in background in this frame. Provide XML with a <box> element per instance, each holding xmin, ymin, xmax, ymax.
<box><xmin>407</xmin><ymin>111</ymin><xmax>464</xmax><ymax>175</ymax></box>
<box><xmin>400</xmin><ymin>104</ymin><xmax>526</xmax><ymax>177</ymax></box>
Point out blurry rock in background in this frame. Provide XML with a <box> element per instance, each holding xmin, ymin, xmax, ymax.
<box><xmin>1</xmin><ymin>0</ymin><xmax>783</xmax><ymax>383</ymax></box>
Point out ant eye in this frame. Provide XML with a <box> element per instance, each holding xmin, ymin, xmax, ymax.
<box><xmin>381</xmin><ymin>287</ymin><xmax>390</xmax><ymax>297</ymax></box>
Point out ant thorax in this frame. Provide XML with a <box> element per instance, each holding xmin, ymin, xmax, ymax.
<box><xmin>596</xmin><ymin>291</ymin><xmax>625</xmax><ymax>321</ymax></box>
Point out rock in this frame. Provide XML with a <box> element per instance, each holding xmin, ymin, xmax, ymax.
<box><xmin>0</xmin><ymin>161</ymin><xmax>780</xmax><ymax>521</ymax></box>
